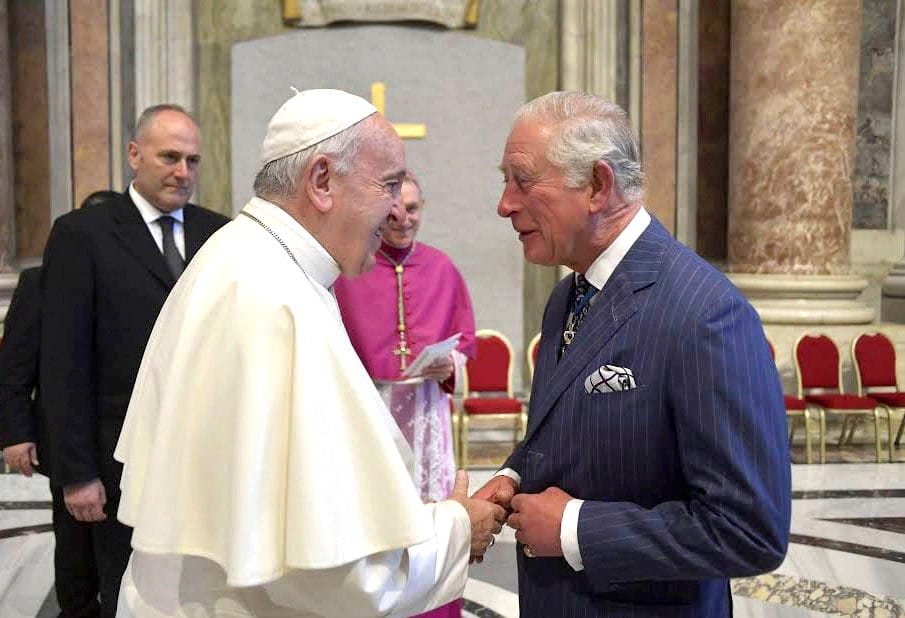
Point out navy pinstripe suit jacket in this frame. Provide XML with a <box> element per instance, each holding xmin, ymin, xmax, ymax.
<box><xmin>505</xmin><ymin>218</ymin><xmax>791</xmax><ymax>617</ymax></box>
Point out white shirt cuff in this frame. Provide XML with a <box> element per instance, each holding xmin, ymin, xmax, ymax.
<box><xmin>561</xmin><ymin>499</ymin><xmax>585</xmax><ymax>571</ymax></box>
<box><xmin>493</xmin><ymin>468</ymin><xmax>521</xmax><ymax>487</ymax></box>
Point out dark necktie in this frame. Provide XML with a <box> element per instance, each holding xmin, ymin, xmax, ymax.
<box><xmin>158</xmin><ymin>216</ymin><xmax>185</xmax><ymax>279</ymax></box>
<box><xmin>560</xmin><ymin>273</ymin><xmax>599</xmax><ymax>357</ymax></box>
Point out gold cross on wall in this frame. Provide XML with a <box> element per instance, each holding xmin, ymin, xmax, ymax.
<box><xmin>370</xmin><ymin>82</ymin><xmax>426</xmax><ymax>139</ymax></box>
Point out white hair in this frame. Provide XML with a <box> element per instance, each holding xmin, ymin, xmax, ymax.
<box><xmin>514</xmin><ymin>91</ymin><xmax>644</xmax><ymax>199</ymax></box>
<box><xmin>253</xmin><ymin>115</ymin><xmax>374</xmax><ymax>201</ymax></box>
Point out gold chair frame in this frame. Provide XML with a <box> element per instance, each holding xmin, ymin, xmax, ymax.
<box><xmin>526</xmin><ymin>332</ymin><xmax>541</xmax><ymax>382</ymax></box>
<box><xmin>794</xmin><ymin>332</ymin><xmax>889</xmax><ymax>464</ymax></box>
<box><xmin>766</xmin><ymin>334</ymin><xmax>816</xmax><ymax>464</ymax></box>
<box><xmin>458</xmin><ymin>329</ymin><xmax>527</xmax><ymax>469</ymax></box>
<box><xmin>850</xmin><ymin>331</ymin><xmax>900</xmax><ymax>462</ymax></box>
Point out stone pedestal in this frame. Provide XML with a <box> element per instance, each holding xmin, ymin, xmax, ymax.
<box><xmin>730</xmin><ymin>274</ymin><xmax>875</xmax><ymax>325</ymax></box>
<box><xmin>881</xmin><ymin>261</ymin><xmax>905</xmax><ymax>322</ymax></box>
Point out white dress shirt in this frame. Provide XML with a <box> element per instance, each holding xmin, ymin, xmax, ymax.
<box><xmin>129</xmin><ymin>183</ymin><xmax>186</xmax><ymax>259</ymax></box>
<box><xmin>498</xmin><ymin>207</ymin><xmax>652</xmax><ymax>571</ymax></box>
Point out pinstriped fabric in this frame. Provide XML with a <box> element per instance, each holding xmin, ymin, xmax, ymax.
<box><xmin>505</xmin><ymin>219</ymin><xmax>791</xmax><ymax>617</ymax></box>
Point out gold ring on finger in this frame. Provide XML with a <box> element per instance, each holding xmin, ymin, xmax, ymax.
<box><xmin>523</xmin><ymin>545</ymin><xmax>535</xmax><ymax>558</ymax></box>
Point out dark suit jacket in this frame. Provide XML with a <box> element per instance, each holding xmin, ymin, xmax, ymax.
<box><xmin>0</xmin><ymin>268</ymin><xmax>48</xmax><ymax>475</ymax></box>
<box><xmin>40</xmin><ymin>192</ymin><xmax>230</xmax><ymax>488</ymax></box>
<box><xmin>506</xmin><ymin>218</ymin><xmax>791</xmax><ymax>617</ymax></box>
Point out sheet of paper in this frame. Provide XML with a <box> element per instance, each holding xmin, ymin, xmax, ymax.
<box><xmin>402</xmin><ymin>333</ymin><xmax>461</xmax><ymax>378</ymax></box>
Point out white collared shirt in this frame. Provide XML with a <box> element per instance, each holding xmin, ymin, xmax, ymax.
<box><xmin>242</xmin><ymin>197</ymin><xmax>341</xmax><ymax>286</ymax></box>
<box><xmin>240</xmin><ymin>197</ymin><xmax>342</xmax><ymax>318</ymax></box>
<box><xmin>582</xmin><ymin>207</ymin><xmax>652</xmax><ymax>292</ymax></box>
<box><xmin>497</xmin><ymin>207</ymin><xmax>652</xmax><ymax>572</ymax></box>
<box><xmin>129</xmin><ymin>183</ymin><xmax>186</xmax><ymax>259</ymax></box>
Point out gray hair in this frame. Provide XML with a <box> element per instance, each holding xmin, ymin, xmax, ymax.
<box><xmin>514</xmin><ymin>92</ymin><xmax>644</xmax><ymax>199</ymax></box>
<box><xmin>403</xmin><ymin>169</ymin><xmax>423</xmax><ymax>200</ymax></box>
<box><xmin>133</xmin><ymin>104</ymin><xmax>195</xmax><ymax>141</ymax></box>
<box><xmin>253</xmin><ymin>115</ymin><xmax>374</xmax><ymax>202</ymax></box>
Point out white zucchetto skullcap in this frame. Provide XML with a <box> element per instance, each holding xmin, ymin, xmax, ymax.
<box><xmin>259</xmin><ymin>88</ymin><xmax>378</xmax><ymax>167</ymax></box>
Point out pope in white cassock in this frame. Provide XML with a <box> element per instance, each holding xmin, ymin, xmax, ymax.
<box><xmin>113</xmin><ymin>89</ymin><xmax>506</xmax><ymax>617</ymax></box>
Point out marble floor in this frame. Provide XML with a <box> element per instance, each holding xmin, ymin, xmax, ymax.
<box><xmin>0</xmin><ymin>463</ymin><xmax>903</xmax><ymax>617</ymax></box>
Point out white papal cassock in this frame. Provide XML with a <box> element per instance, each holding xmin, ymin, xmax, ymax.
<box><xmin>114</xmin><ymin>197</ymin><xmax>471</xmax><ymax>617</ymax></box>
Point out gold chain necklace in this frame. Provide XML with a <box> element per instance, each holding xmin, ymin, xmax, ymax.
<box><xmin>377</xmin><ymin>242</ymin><xmax>417</xmax><ymax>371</ymax></box>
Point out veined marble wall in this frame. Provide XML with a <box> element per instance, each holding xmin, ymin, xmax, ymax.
<box><xmin>7</xmin><ymin>0</ymin><xmax>51</xmax><ymax>261</ymax></box>
<box><xmin>854</xmin><ymin>0</ymin><xmax>896</xmax><ymax>230</ymax></box>
<box><xmin>70</xmin><ymin>0</ymin><xmax>110</xmax><ymax>210</ymax></box>
<box><xmin>696</xmin><ymin>0</ymin><xmax>729</xmax><ymax>263</ymax></box>
<box><xmin>0</xmin><ymin>0</ymin><xmax>14</xmax><ymax>271</ymax></box>
<box><xmin>640</xmin><ymin>0</ymin><xmax>678</xmax><ymax>233</ymax></box>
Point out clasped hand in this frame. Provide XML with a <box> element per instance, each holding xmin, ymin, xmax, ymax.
<box><xmin>472</xmin><ymin>475</ymin><xmax>573</xmax><ymax>559</ymax></box>
<box><xmin>449</xmin><ymin>471</ymin><xmax>506</xmax><ymax>562</ymax></box>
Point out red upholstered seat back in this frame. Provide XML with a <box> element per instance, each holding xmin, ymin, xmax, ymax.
<box><xmin>466</xmin><ymin>332</ymin><xmax>512</xmax><ymax>394</ymax></box>
<box><xmin>796</xmin><ymin>335</ymin><xmax>840</xmax><ymax>390</ymax></box>
<box><xmin>853</xmin><ymin>333</ymin><xmax>897</xmax><ymax>388</ymax></box>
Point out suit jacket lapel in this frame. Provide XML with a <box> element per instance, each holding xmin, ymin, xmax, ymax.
<box><xmin>524</xmin><ymin>273</ymin><xmax>637</xmax><ymax>442</ymax></box>
<box><xmin>523</xmin><ymin>217</ymin><xmax>670</xmax><ymax>443</ymax></box>
<box><xmin>112</xmin><ymin>194</ymin><xmax>176</xmax><ymax>288</ymax></box>
<box><xmin>526</xmin><ymin>278</ymin><xmax>570</xmax><ymax>409</ymax></box>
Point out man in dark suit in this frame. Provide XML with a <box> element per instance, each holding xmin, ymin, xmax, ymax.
<box><xmin>40</xmin><ymin>104</ymin><xmax>230</xmax><ymax>617</ymax></box>
<box><xmin>475</xmin><ymin>92</ymin><xmax>791</xmax><ymax>616</ymax></box>
<box><xmin>0</xmin><ymin>268</ymin><xmax>44</xmax><ymax>477</ymax></box>
<box><xmin>0</xmin><ymin>192</ymin><xmax>124</xmax><ymax>618</ymax></box>
<box><xmin>1</xmin><ymin>266</ymin><xmax>102</xmax><ymax>617</ymax></box>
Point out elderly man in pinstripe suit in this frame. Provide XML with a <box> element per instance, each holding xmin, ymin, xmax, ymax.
<box><xmin>474</xmin><ymin>91</ymin><xmax>791</xmax><ymax>617</ymax></box>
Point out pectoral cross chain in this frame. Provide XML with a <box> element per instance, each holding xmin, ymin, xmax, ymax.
<box><xmin>379</xmin><ymin>245</ymin><xmax>417</xmax><ymax>372</ymax></box>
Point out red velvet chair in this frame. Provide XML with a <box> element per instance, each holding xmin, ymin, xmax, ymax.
<box><xmin>458</xmin><ymin>329</ymin><xmax>527</xmax><ymax>469</ymax></box>
<box><xmin>766</xmin><ymin>336</ymin><xmax>817</xmax><ymax>463</ymax></box>
<box><xmin>794</xmin><ymin>333</ymin><xmax>890</xmax><ymax>463</ymax></box>
<box><xmin>851</xmin><ymin>332</ymin><xmax>904</xmax><ymax>456</ymax></box>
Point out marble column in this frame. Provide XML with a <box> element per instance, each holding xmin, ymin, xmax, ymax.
<box><xmin>727</xmin><ymin>0</ymin><xmax>873</xmax><ymax>325</ymax></box>
<box><xmin>134</xmin><ymin>0</ymin><xmax>195</xmax><ymax>115</ymax></box>
<box><xmin>0</xmin><ymin>0</ymin><xmax>14</xmax><ymax>270</ymax></box>
<box><xmin>70</xmin><ymin>0</ymin><xmax>110</xmax><ymax>209</ymax></box>
<box><xmin>640</xmin><ymin>0</ymin><xmax>678</xmax><ymax>234</ymax></box>
<box><xmin>45</xmin><ymin>0</ymin><xmax>72</xmax><ymax>222</ymax></box>
<box><xmin>0</xmin><ymin>0</ymin><xmax>16</xmax><ymax>326</ymax></box>
<box><xmin>558</xmin><ymin>0</ymin><xmax>626</xmax><ymax>281</ymax></box>
<box><xmin>881</xmin><ymin>0</ymin><xmax>905</xmax><ymax>321</ymax></box>
<box><xmin>560</xmin><ymin>0</ymin><xmax>621</xmax><ymax>103</ymax></box>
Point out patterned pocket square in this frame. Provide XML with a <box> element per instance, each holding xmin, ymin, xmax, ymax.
<box><xmin>584</xmin><ymin>365</ymin><xmax>637</xmax><ymax>394</ymax></box>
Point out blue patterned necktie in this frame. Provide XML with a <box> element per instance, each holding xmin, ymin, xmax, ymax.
<box><xmin>561</xmin><ymin>273</ymin><xmax>599</xmax><ymax>357</ymax></box>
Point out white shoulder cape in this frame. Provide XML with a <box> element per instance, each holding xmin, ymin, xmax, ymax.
<box><xmin>115</xmin><ymin>201</ymin><xmax>433</xmax><ymax>587</ymax></box>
